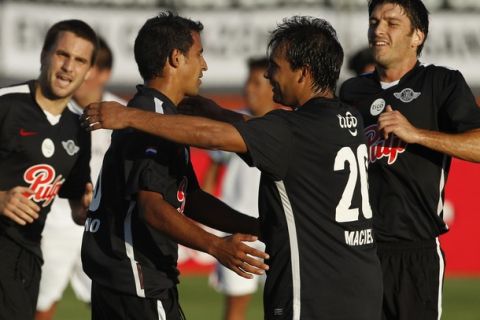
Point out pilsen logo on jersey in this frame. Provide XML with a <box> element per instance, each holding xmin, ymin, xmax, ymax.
<box><xmin>337</xmin><ymin>111</ymin><xmax>358</xmax><ymax>136</ymax></box>
<box><xmin>393</xmin><ymin>88</ymin><xmax>421</xmax><ymax>103</ymax></box>
<box><xmin>364</xmin><ymin>124</ymin><xmax>407</xmax><ymax>165</ymax></box>
<box><xmin>176</xmin><ymin>176</ymin><xmax>188</xmax><ymax>213</ymax></box>
<box><xmin>23</xmin><ymin>164</ymin><xmax>65</xmax><ymax>207</ymax></box>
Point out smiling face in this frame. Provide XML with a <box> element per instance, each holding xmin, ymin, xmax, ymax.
<box><xmin>265</xmin><ymin>45</ymin><xmax>301</xmax><ymax>107</ymax></box>
<box><xmin>368</xmin><ymin>3</ymin><xmax>423</xmax><ymax>69</ymax></box>
<box><xmin>39</xmin><ymin>31</ymin><xmax>94</xmax><ymax>100</ymax></box>
<box><xmin>180</xmin><ymin>31</ymin><xmax>208</xmax><ymax>97</ymax></box>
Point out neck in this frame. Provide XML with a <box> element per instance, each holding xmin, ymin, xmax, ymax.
<box><xmin>298</xmin><ymin>89</ymin><xmax>334</xmax><ymax>107</ymax></box>
<box><xmin>146</xmin><ymin>78</ymin><xmax>183</xmax><ymax>106</ymax></box>
<box><xmin>35</xmin><ymin>81</ymin><xmax>70</xmax><ymax>115</ymax></box>
<box><xmin>376</xmin><ymin>57</ymin><xmax>418</xmax><ymax>83</ymax></box>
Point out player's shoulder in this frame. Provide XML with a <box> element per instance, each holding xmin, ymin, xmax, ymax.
<box><xmin>0</xmin><ymin>81</ymin><xmax>33</xmax><ymax>104</ymax></box>
<box><xmin>418</xmin><ymin>62</ymin><xmax>464</xmax><ymax>81</ymax></box>
<box><xmin>128</xmin><ymin>85</ymin><xmax>173</xmax><ymax>113</ymax></box>
<box><xmin>340</xmin><ymin>72</ymin><xmax>376</xmax><ymax>100</ymax></box>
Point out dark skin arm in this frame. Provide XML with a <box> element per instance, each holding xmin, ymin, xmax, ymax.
<box><xmin>138</xmin><ymin>190</ymin><xmax>268</xmax><ymax>279</ymax></box>
<box><xmin>185</xmin><ymin>189</ymin><xmax>260</xmax><ymax>236</ymax></box>
<box><xmin>83</xmin><ymin>101</ymin><xmax>248</xmax><ymax>153</ymax></box>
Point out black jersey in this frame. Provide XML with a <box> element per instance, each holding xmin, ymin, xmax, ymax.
<box><xmin>340</xmin><ymin>63</ymin><xmax>480</xmax><ymax>242</ymax></box>
<box><xmin>0</xmin><ymin>81</ymin><xmax>91</xmax><ymax>257</ymax></box>
<box><xmin>233</xmin><ymin>97</ymin><xmax>382</xmax><ymax>320</ymax></box>
<box><xmin>81</xmin><ymin>86</ymin><xmax>200</xmax><ymax>299</ymax></box>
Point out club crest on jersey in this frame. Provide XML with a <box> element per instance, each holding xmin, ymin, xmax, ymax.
<box><xmin>364</xmin><ymin>124</ymin><xmax>407</xmax><ymax>165</ymax></box>
<box><xmin>62</xmin><ymin>140</ymin><xmax>79</xmax><ymax>156</ymax></box>
<box><xmin>41</xmin><ymin>138</ymin><xmax>55</xmax><ymax>158</ymax></box>
<box><xmin>337</xmin><ymin>111</ymin><xmax>358</xmax><ymax>136</ymax></box>
<box><xmin>370</xmin><ymin>98</ymin><xmax>386</xmax><ymax>116</ymax></box>
<box><xmin>393</xmin><ymin>88</ymin><xmax>421</xmax><ymax>103</ymax></box>
<box><xmin>23</xmin><ymin>164</ymin><xmax>65</xmax><ymax>207</ymax></box>
<box><xmin>176</xmin><ymin>176</ymin><xmax>188</xmax><ymax>213</ymax></box>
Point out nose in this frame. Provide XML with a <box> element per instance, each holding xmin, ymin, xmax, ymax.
<box><xmin>202</xmin><ymin>56</ymin><xmax>208</xmax><ymax>71</ymax></box>
<box><xmin>62</xmin><ymin>57</ymin><xmax>73</xmax><ymax>72</ymax></box>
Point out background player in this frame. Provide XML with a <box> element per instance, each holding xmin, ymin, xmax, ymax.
<box><xmin>83</xmin><ymin>16</ymin><xmax>383</xmax><ymax>320</ymax></box>
<box><xmin>205</xmin><ymin>57</ymin><xmax>275</xmax><ymax>320</ymax></box>
<box><xmin>340</xmin><ymin>0</ymin><xmax>480</xmax><ymax>319</ymax></box>
<box><xmin>0</xmin><ymin>20</ymin><xmax>97</xmax><ymax>320</ymax></box>
<box><xmin>81</xmin><ymin>12</ymin><xmax>268</xmax><ymax>320</ymax></box>
<box><xmin>35</xmin><ymin>36</ymin><xmax>125</xmax><ymax>320</ymax></box>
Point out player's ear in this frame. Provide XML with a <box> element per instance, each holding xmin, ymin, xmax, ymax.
<box><xmin>411</xmin><ymin>29</ymin><xmax>425</xmax><ymax>49</ymax></box>
<box><xmin>298</xmin><ymin>65</ymin><xmax>310</xmax><ymax>84</ymax></box>
<box><xmin>168</xmin><ymin>48</ymin><xmax>183</xmax><ymax>69</ymax></box>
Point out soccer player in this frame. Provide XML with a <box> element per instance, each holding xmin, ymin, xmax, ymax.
<box><xmin>36</xmin><ymin>37</ymin><xmax>125</xmax><ymax>320</ymax></box>
<box><xmin>206</xmin><ymin>57</ymin><xmax>274</xmax><ymax>320</ymax></box>
<box><xmin>80</xmin><ymin>12</ymin><xmax>268</xmax><ymax>320</ymax></box>
<box><xmin>0</xmin><ymin>20</ymin><xmax>97</xmax><ymax>320</ymax></box>
<box><xmin>83</xmin><ymin>16</ymin><xmax>383</xmax><ymax>320</ymax></box>
<box><xmin>339</xmin><ymin>0</ymin><xmax>480</xmax><ymax>319</ymax></box>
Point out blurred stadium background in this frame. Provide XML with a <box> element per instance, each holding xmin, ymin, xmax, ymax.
<box><xmin>1</xmin><ymin>0</ymin><xmax>479</xmax><ymax>318</ymax></box>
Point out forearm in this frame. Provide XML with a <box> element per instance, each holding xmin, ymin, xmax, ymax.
<box><xmin>126</xmin><ymin>108</ymin><xmax>247</xmax><ymax>153</ymax></box>
<box><xmin>185</xmin><ymin>190</ymin><xmax>260</xmax><ymax>236</ymax></box>
<box><xmin>139</xmin><ymin>191</ymin><xmax>222</xmax><ymax>255</ymax></box>
<box><xmin>415</xmin><ymin>128</ymin><xmax>480</xmax><ymax>162</ymax></box>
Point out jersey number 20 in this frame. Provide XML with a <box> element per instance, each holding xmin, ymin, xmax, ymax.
<box><xmin>334</xmin><ymin>144</ymin><xmax>372</xmax><ymax>222</ymax></box>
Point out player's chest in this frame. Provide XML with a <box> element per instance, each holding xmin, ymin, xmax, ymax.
<box><xmin>3</xmin><ymin>110</ymin><xmax>82</xmax><ymax>171</ymax></box>
<box><xmin>356</xmin><ymin>83</ymin><xmax>439</xmax><ymax>131</ymax></box>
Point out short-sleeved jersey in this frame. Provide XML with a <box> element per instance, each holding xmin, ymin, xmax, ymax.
<box><xmin>0</xmin><ymin>81</ymin><xmax>91</xmax><ymax>257</ymax></box>
<box><xmin>233</xmin><ymin>97</ymin><xmax>382</xmax><ymax>320</ymax></box>
<box><xmin>340</xmin><ymin>63</ymin><xmax>480</xmax><ymax>242</ymax></box>
<box><xmin>81</xmin><ymin>86</ymin><xmax>200</xmax><ymax>299</ymax></box>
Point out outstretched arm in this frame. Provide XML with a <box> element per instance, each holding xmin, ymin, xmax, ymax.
<box><xmin>378</xmin><ymin>105</ymin><xmax>480</xmax><ymax>162</ymax></box>
<box><xmin>185</xmin><ymin>189</ymin><xmax>260</xmax><ymax>237</ymax></box>
<box><xmin>138</xmin><ymin>190</ymin><xmax>268</xmax><ymax>279</ymax></box>
<box><xmin>84</xmin><ymin>101</ymin><xmax>247</xmax><ymax>153</ymax></box>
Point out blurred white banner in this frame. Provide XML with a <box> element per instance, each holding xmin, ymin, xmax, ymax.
<box><xmin>0</xmin><ymin>2</ymin><xmax>479</xmax><ymax>88</ymax></box>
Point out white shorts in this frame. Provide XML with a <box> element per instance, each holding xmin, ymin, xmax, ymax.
<box><xmin>36</xmin><ymin>199</ymin><xmax>91</xmax><ymax>311</ymax></box>
<box><xmin>209</xmin><ymin>239</ymin><xmax>265</xmax><ymax>296</ymax></box>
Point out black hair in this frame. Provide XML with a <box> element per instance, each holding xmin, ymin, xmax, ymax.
<box><xmin>247</xmin><ymin>57</ymin><xmax>269</xmax><ymax>71</ymax></box>
<box><xmin>42</xmin><ymin>19</ymin><xmax>98</xmax><ymax>65</ymax></box>
<box><xmin>368</xmin><ymin>0</ymin><xmax>429</xmax><ymax>55</ymax></box>
<box><xmin>348</xmin><ymin>47</ymin><xmax>375</xmax><ymax>75</ymax></box>
<box><xmin>267</xmin><ymin>16</ymin><xmax>344</xmax><ymax>94</ymax></box>
<box><xmin>134</xmin><ymin>11</ymin><xmax>203</xmax><ymax>81</ymax></box>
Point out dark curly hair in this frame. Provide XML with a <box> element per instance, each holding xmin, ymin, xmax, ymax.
<box><xmin>268</xmin><ymin>16</ymin><xmax>344</xmax><ymax>94</ymax></box>
<box><xmin>134</xmin><ymin>11</ymin><xmax>203</xmax><ymax>81</ymax></box>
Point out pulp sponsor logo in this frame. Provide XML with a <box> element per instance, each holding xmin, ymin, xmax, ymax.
<box><xmin>337</xmin><ymin>111</ymin><xmax>358</xmax><ymax>136</ymax></box>
<box><xmin>365</xmin><ymin>124</ymin><xmax>406</xmax><ymax>165</ymax></box>
<box><xmin>393</xmin><ymin>88</ymin><xmax>421</xmax><ymax>103</ymax></box>
<box><xmin>23</xmin><ymin>164</ymin><xmax>65</xmax><ymax>207</ymax></box>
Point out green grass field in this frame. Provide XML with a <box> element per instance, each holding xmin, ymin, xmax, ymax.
<box><xmin>55</xmin><ymin>276</ymin><xmax>480</xmax><ymax>319</ymax></box>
